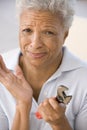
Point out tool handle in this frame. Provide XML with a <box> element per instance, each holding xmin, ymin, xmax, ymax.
<box><xmin>35</xmin><ymin>112</ymin><xmax>42</xmax><ymax>119</ymax></box>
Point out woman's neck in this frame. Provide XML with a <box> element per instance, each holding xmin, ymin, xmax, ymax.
<box><xmin>20</xmin><ymin>57</ymin><xmax>62</xmax><ymax>84</ymax></box>
<box><xmin>19</xmin><ymin>53</ymin><xmax>63</xmax><ymax>101</ymax></box>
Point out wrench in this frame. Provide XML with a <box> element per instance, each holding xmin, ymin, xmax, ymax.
<box><xmin>35</xmin><ymin>85</ymin><xmax>72</xmax><ymax>119</ymax></box>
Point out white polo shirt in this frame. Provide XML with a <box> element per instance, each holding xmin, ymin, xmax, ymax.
<box><xmin>0</xmin><ymin>47</ymin><xmax>87</xmax><ymax>130</ymax></box>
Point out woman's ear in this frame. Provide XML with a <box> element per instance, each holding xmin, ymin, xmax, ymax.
<box><xmin>63</xmin><ymin>30</ymin><xmax>69</xmax><ymax>43</ymax></box>
<box><xmin>64</xmin><ymin>30</ymin><xmax>69</xmax><ymax>40</ymax></box>
<box><xmin>62</xmin><ymin>30</ymin><xmax>69</xmax><ymax>46</ymax></box>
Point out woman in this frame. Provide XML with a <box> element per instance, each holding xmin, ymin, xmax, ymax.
<box><xmin>0</xmin><ymin>0</ymin><xmax>87</xmax><ymax>130</ymax></box>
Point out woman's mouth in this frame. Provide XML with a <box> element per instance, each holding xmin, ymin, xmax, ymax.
<box><xmin>27</xmin><ymin>51</ymin><xmax>47</xmax><ymax>59</ymax></box>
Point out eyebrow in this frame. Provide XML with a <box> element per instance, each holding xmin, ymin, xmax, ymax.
<box><xmin>20</xmin><ymin>22</ymin><xmax>58</xmax><ymax>31</ymax></box>
<box><xmin>20</xmin><ymin>24</ymin><xmax>34</xmax><ymax>27</ymax></box>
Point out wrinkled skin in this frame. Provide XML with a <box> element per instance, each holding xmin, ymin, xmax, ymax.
<box><xmin>0</xmin><ymin>55</ymin><xmax>33</xmax><ymax>109</ymax></box>
<box><xmin>19</xmin><ymin>10</ymin><xmax>68</xmax><ymax>69</ymax></box>
<box><xmin>0</xmin><ymin>10</ymin><xmax>72</xmax><ymax>130</ymax></box>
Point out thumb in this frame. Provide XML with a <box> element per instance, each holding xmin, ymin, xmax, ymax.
<box><xmin>15</xmin><ymin>65</ymin><xmax>24</xmax><ymax>79</ymax></box>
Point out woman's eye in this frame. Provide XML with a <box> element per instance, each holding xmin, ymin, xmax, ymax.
<box><xmin>22</xmin><ymin>28</ymin><xmax>32</xmax><ymax>33</ymax></box>
<box><xmin>46</xmin><ymin>31</ymin><xmax>55</xmax><ymax>35</ymax></box>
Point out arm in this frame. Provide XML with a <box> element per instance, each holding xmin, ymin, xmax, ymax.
<box><xmin>11</xmin><ymin>103</ymin><xmax>30</xmax><ymax>130</ymax></box>
<box><xmin>51</xmin><ymin>116</ymin><xmax>72</xmax><ymax>130</ymax></box>
<box><xmin>0</xmin><ymin>55</ymin><xmax>33</xmax><ymax>130</ymax></box>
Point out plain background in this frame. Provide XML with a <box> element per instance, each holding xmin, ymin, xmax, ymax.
<box><xmin>0</xmin><ymin>0</ymin><xmax>87</xmax><ymax>61</ymax></box>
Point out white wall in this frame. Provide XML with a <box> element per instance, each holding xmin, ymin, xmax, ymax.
<box><xmin>65</xmin><ymin>1</ymin><xmax>87</xmax><ymax>61</ymax></box>
<box><xmin>0</xmin><ymin>0</ymin><xmax>87</xmax><ymax>61</ymax></box>
<box><xmin>0</xmin><ymin>0</ymin><xmax>18</xmax><ymax>53</ymax></box>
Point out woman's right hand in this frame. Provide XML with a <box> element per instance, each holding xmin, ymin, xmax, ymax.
<box><xmin>0</xmin><ymin>55</ymin><xmax>33</xmax><ymax>110</ymax></box>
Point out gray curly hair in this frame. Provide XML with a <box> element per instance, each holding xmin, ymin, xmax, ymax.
<box><xmin>16</xmin><ymin>0</ymin><xmax>75</xmax><ymax>29</ymax></box>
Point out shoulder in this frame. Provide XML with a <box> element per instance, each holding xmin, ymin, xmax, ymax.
<box><xmin>61</xmin><ymin>47</ymin><xmax>87</xmax><ymax>90</ymax></box>
<box><xmin>62</xmin><ymin>47</ymin><xmax>87</xmax><ymax>75</ymax></box>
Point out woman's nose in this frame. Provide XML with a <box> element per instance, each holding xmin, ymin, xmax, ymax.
<box><xmin>30</xmin><ymin>32</ymin><xmax>43</xmax><ymax>49</ymax></box>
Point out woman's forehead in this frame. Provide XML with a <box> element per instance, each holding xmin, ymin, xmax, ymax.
<box><xmin>20</xmin><ymin>9</ymin><xmax>62</xmax><ymax>26</ymax></box>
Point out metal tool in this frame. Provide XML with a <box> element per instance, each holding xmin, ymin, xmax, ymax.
<box><xmin>35</xmin><ymin>85</ymin><xmax>72</xmax><ymax>119</ymax></box>
<box><xmin>56</xmin><ymin>85</ymin><xmax>72</xmax><ymax>104</ymax></box>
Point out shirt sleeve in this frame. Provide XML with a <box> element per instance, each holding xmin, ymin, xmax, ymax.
<box><xmin>75</xmin><ymin>94</ymin><xmax>87</xmax><ymax>130</ymax></box>
<box><xmin>0</xmin><ymin>105</ymin><xmax>9</xmax><ymax>130</ymax></box>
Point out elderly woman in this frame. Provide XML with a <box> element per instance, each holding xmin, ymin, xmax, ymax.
<box><xmin>0</xmin><ymin>0</ymin><xmax>87</xmax><ymax>130</ymax></box>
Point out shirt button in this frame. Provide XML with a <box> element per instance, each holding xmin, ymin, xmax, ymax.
<box><xmin>44</xmin><ymin>91</ymin><xmax>48</xmax><ymax>96</ymax></box>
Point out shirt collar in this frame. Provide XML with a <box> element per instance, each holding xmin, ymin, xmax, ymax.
<box><xmin>2</xmin><ymin>47</ymin><xmax>86</xmax><ymax>80</ymax></box>
<box><xmin>46</xmin><ymin>46</ymin><xmax>86</xmax><ymax>82</ymax></box>
<box><xmin>60</xmin><ymin>46</ymin><xmax>86</xmax><ymax>72</ymax></box>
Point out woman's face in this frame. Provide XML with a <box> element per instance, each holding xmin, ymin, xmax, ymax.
<box><xmin>19</xmin><ymin>10</ymin><xmax>68</xmax><ymax>68</ymax></box>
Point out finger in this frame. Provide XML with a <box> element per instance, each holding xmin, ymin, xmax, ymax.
<box><xmin>15</xmin><ymin>65</ymin><xmax>24</xmax><ymax>79</ymax></box>
<box><xmin>0</xmin><ymin>55</ymin><xmax>9</xmax><ymax>72</ymax></box>
<box><xmin>0</xmin><ymin>69</ymin><xmax>6</xmax><ymax>84</ymax></box>
<box><xmin>0</xmin><ymin>67</ymin><xmax>6</xmax><ymax>77</ymax></box>
<box><xmin>49</xmin><ymin>97</ymin><xmax>61</xmax><ymax>110</ymax></box>
<box><xmin>0</xmin><ymin>68</ymin><xmax>15</xmax><ymax>89</ymax></box>
<box><xmin>41</xmin><ymin>99</ymin><xmax>54</xmax><ymax>113</ymax></box>
<box><xmin>38</xmin><ymin>99</ymin><xmax>55</xmax><ymax>120</ymax></box>
<box><xmin>49</xmin><ymin>97</ymin><xmax>66</xmax><ymax>112</ymax></box>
